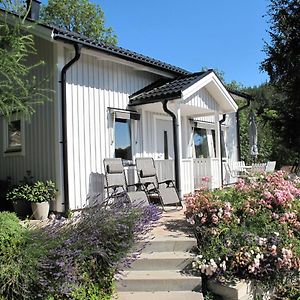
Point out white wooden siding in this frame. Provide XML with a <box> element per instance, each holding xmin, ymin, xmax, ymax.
<box><xmin>65</xmin><ymin>50</ymin><xmax>159</xmax><ymax>209</ymax></box>
<box><xmin>0</xmin><ymin>37</ymin><xmax>56</xmax><ymax>185</ymax></box>
<box><xmin>184</xmin><ymin>88</ymin><xmax>219</xmax><ymax>112</ymax></box>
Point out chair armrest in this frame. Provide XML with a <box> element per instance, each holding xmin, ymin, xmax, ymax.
<box><xmin>127</xmin><ymin>183</ymin><xmax>144</xmax><ymax>191</ymax></box>
<box><xmin>106</xmin><ymin>184</ymin><xmax>125</xmax><ymax>192</ymax></box>
<box><xmin>158</xmin><ymin>179</ymin><xmax>174</xmax><ymax>187</ymax></box>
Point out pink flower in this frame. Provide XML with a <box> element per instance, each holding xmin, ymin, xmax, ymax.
<box><xmin>200</xmin><ymin>217</ymin><xmax>207</xmax><ymax>224</ymax></box>
<box><xmin>202</xmin><ymin>176</ymin><xmax>210</xmax><ymax>183</ymax></box>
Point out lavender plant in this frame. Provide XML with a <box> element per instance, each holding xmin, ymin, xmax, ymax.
<box><xmin>0</xmin><ymin>198</ymin><xmax>161</xmax><ymax>300</ymax></box>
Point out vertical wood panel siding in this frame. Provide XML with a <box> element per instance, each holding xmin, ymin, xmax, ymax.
<box><xmin>185</xmin><ymin>88</ymin><xmax>218</xmax><ymax>112</ymax></box>
<box><xmin>65</xmin><ymin>51</ymin><xmax>159</xmax><ymax>209</ymax></box>
<box><xmin>0</xmin><ymin>37</ymin><xmax>56</xmax><ymax>185</ymax></box>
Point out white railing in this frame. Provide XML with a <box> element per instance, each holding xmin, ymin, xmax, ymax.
<box><xmin>154</xmin><ymin>159</ymin><xmax>194</xmax><ymax>195</ymax></box>
<box><xmin>182</xmin><ymin>159</ymin><xmax>194</xmax><ymax>195</ymax></box>
<box><xmin>154</xmin><ymin>157</ymin><xmax>222</xmax><ymax>195</ymax></box>
<box><xmin>193</xmin><ymin>158</ymin><xmax>221</xmax><ymax>189</ymax></box>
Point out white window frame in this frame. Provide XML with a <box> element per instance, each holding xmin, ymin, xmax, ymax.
<box><xmin>192</xmin><ymin>121</ymin><xmax>228</xmax><ymax>159</ymax></box>
<box><xmin>3</xmin><ymin>115</ymin><xmax>25</xmax><ymax>156</ymax></box>
<box><xmin>154</xmin><ymin>114</ymin><xmax>172</xmax><ymax>160</ymax></box>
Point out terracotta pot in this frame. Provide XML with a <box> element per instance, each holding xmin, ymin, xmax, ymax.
<box><xmin>31</xmin><ymin>202</ymin><xmax>50</xmax><ymax>220</ymax></box>
<box><xmin>12</xmin><ymin>200</ymin><xmax>32</xmax><ymax>218</ymax></box>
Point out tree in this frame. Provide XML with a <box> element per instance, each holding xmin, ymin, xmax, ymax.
<box><xmin>41</xmin><ymin>0</ymin><xmax>117</xmax><ymax>45</ymax></box>
<box><xmin>261</xmin><ymin>0</ymin><xmax>300</xmax><ymax>156</ymax></box>
<box><xmin>0</xmin><ymin>5</ymin><xmax>51</xmax><ymax>119</ymax></box>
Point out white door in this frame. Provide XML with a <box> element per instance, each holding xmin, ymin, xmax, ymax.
<box><xmin>156</xmin><ymin>119</ymin><xmax>174</xmax><ymax>159</ymax></box>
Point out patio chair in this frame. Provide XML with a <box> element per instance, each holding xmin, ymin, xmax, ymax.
<box><xmin>103</xmin><ymin>158</ymin><xmax>149</xmax><ymax>207</ymax></box>
<box><xmin>265</xmin><ymin>161</ymin><xmax>276</xmax><ymax>173</ymax></box>
<box><xmin>223</xmin><ymin>162</ymin><xmax>249</xmax><ymax>184</ymax></box>
<box><xmin>135</xmin><ymin>157</ymin><xmax>182</xmax><ymax>210</ymax></box>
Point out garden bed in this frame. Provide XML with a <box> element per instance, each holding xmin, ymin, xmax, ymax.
<box><xmin>0</xmin><ymin>201</ymin><xmax>161</xmax><ymax>299</ymax></box>
<box><xmin>185</xmin><ymin>171</ymin><xmax>300</xmax><ymax>299</ymax></box>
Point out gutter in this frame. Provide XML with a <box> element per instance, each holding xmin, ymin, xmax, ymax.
<box><xmin>162</xmin><ymin>100</ymin><xmax>182</xmax><ymax>199</ymax></box>
<box><xmin>219</xmin><ymin>114</ymin><xmax>226</xmax><ymax>186</ymax></box>
<box><xmin>60</xmin><ymin>43</ymin><xmax>82</xmax><ymax>213</ymax></box>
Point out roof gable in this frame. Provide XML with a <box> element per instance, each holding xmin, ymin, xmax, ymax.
<box><xmin>129</xmin><ymin>70</ymin><xmax>238</xmax><ymax>113</ymax></box>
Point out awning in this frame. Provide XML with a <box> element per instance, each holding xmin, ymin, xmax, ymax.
<box><xmin>108</xmin><ymin>107</ymin><xmax>140</xmax><ymax>120</ymax></box>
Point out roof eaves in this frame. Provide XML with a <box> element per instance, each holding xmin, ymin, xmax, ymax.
<box><xmin>52</xmin><ymin>31</ymin><xmax>190</xmax><ymax>76</ymax></box>
<box><xmin>227</xmin><ymin>88</ymin><xmax>254</xmax><ymax>100</ymax></box>
<box><xmin>129</xmin><ymin>91</ymin><xmax>182</xmax><ymax>106</ymax></box>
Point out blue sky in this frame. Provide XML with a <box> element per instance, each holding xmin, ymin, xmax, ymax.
<box><xmin>97</xmin><ymin>0</ymin><xmax>270</xmax><ymax>87</ymax></box>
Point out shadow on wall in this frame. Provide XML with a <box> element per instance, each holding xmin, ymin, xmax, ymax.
<box><xmin>86</xmin><ymin>172</ymin><xmax>105</xmax><ymax>207</ymax></box>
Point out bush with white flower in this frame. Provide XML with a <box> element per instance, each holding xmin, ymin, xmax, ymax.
<box><xmin>185</xmin><ymin>171</ymin><xmax>300</xmax><ymax>294</ymax></box>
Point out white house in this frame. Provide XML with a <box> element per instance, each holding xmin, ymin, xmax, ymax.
<box><xmin>0</xmin><ymin>6</ymin><xmax>250</xmax><ymax>212</ymax></box>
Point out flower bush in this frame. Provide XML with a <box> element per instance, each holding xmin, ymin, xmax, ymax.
<box><xmin>185</xmin><ymin>171</ymin><xmax>300</xmax><ymax>294</ymax></box>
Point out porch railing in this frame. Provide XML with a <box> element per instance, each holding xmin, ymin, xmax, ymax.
<box><xmin>154</xmin><ymin>157</ymin><xmax>222</xmax><ymax>195</ymax></box>
<box><xmin>193</xmin><ymin>158</ymin><xmax>221</xmax><ymax>189</ymax></box>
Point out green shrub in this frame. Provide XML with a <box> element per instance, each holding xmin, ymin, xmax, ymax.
<box><xmin>0</xmin><ymin>212</ymin><xmax>24</xmax><ymax>254</ymax></box>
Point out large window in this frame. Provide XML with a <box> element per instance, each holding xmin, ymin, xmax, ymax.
<box><xmin>3</xmin><ymin>116</ymin><xmax>24</xmax><ymax>154</ymax></box>
<box><xmin>193</xmin><ymin>128</ymin><xmax>209</xmax><ymax>158</ymax></box>
<box><xmin>115</xmin><ymin>118</ymin><xmax>132</xmax><ymax>160</ymax></box>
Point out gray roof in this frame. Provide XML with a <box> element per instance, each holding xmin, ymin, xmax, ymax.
<box><xmin>129</xmin><ymin>70</ymin><xmax>213</xmax><ymax>105</ymax></box>
<box><xmin>52</xmin><ymin>27</ymin><xmax>190</xmax><ymax>76</ymax></box>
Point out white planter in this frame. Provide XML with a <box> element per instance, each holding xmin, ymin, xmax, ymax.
<box><xmin>31</xmin><ymin>202</ymin><xmax>50</xmax><ymax>220</ymax></box>
<box><xmin>207</xmin><ymin>279</ymin><xmax>274</xmax><ymax>300</ymax></box>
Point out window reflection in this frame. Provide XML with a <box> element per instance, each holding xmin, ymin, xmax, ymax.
<box><xmin>8</xmin><ymin>120</ymin><xmax>21</xmax><ymax>150</ymax></box>
<box><xmin>194</xmin><ymin>128</ymin><xmax>209</xmax><ymax>158</ymax></box>
<box><xmin>115</xmin><ymin>118</ymin><xmax>132</xmax><ymax>160</ymax></box>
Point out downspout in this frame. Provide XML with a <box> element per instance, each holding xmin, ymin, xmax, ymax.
<box><xmin>60</xmin><ymin>43</ymin><xmax>82</xmax><ymax>213</ymax></box>
<box><xmin>236</xmin><ymin>98</ymin><xmax>251</xmax><ymax>160</ymax></box>
<box><xmin>219</xmin><ymin>114</ymin><xmax>226</xmax><ymax>186</ymax></box>
<box><xmin>162</xmin><ymin>100</ymin><xmax>182</xmax><ymax>199</ymax></box>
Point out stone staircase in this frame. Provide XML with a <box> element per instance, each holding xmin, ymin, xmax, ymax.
<box><xmin>115</xmin><ymin>232</ymin><xmax>204</xmax><ymax>300</ymax></box>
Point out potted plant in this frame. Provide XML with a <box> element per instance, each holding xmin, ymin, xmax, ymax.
<box><xmin>6</xmin><ymin>184</ymin><xmax>32</xmax><ymax>218</ymax></box>
<box><xmin>28</xmin><ymin>180</ymin><xmax>57</xmax><ymax>220</ymax></box>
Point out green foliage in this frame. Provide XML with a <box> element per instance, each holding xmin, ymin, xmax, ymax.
<box><xmin>239</xmin><ymin>83</ymin><xmax>298</xmax><ymax>166</ymax></box>
<box><xmin>41</xmin><ymin>0</ymin><xmax>117</xmax><ymax>45</ymax></box>
<box><xmin>0</xmin><ymin>10</ymin><xmax>52</xmax><ymax>119</ymax></box>
<box><xmin>0</xmin><ymin>212</ymin><xmax>49</xmax><ymax>300</ymax></box>
<box><xmin>261</xmin><ymin>0</ymin><xmax>300</xmax><ymax>156</ymax></box>
<box><xmin>6</xmin><ymin>180</ymin><xmax>57</xmax><ymax>203</ymax></box>
<box><xmin>0</xmin><ymin>212</ymin><xmax>24</xmax><ymax>254</ymax></box>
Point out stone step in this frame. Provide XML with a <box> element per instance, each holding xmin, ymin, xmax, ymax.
<box><xmin>129</xmin><ymin>251</ymin><xmax>194</xmax><ymax>270</ymax></box>
<box><xmin>117</xmin><ymin>270</ymin><xmax>202</xmax><ymax>292</ymax></box>
<box><xmin>136</xmin><ymin>236</ymin><xmax>197</xmax><ymax>253</ymax></box>
<box><xmin>115</xmin><ymin>291</ymin><xmax>204</xmax><ymax>300</ymax></box>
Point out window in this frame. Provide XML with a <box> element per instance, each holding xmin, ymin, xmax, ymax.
<box><xmin>193</xmin><ymin>128</ymin><xmax>209</xmax><ymax>158</ymax></box>
<box><xmin>3</xmin><ymin>116</ymin><xmax>24</xmax><ymax>154</ymax></box>
<box><xmin>115</xmin><ymin>118</ymin><xmax>132</xmax><ymax>160</ymax></box>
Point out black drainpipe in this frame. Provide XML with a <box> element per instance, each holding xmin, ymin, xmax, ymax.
<box><xmin>60</xmin><ymin>43</ymin><xmax>82</xmax><ymax>213</ymax></box>
<box><xmin>219</xmin><ymin>114</ymin><xmax>226</xmax><ymax>186</ymax></box>
<box><xmin>236</xmin><ymin>98</ymin><xmax>251</xmax><ymax>160</ymax></box>
<box><xmin>162</xmin><ymin>100</ymin><xmax>182</xmax><ymax>199</ymax></box>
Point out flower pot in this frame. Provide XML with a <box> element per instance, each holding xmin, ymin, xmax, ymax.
<box><xmin>31</xmin><ymin>202</ymin><xmax>49</xmax><ymax>220</ymax></box>
<box><xmin>13</xmin><ymin>199</ymin><xmax>32</xmax><ymax>218</ymax></box>
<box><xmin>207</xmin><ymin>279</ymin><xmax>275</xmax><ymax>300</ymax></box>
